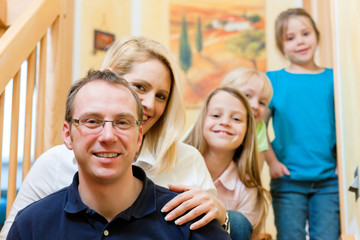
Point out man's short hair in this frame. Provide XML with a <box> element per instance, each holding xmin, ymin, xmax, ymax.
<box><xmin>65</xmin><ymin>69</ymin><xmax>143</xmax><ymax>123</ymax></box>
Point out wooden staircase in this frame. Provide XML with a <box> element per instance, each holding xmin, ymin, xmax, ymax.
<box><xmin>0</xmin><ymin>0</ymin><xmax>74</xmax><ymax>217</ymax></box>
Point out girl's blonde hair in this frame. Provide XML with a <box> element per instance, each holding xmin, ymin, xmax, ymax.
<box><xmin>101</xmin><ymin>36</ymin><xmax>186</xmax><ymax>174</ymax></box>
<box><xmin>184</xmin><ymin>87</ymin><xmax>269</xmax><ymax>239</ymax></box>
<box><xmin>220</xmin><ymin>67</ymin><xmax>273</xmax><ymax>104</ymax></box>
<box><xmin>275</xmin><ymin>8</ymin><xmax>320</xmax><ymax>56</ymax></box>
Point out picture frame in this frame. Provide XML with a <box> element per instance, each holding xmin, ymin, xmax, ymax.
<box><xmin>94</xmin><ymin>30</ymin><xmax>115</xmax><ymax>52</ymax></box>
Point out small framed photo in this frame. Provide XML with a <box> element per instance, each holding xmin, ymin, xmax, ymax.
<box><xmin>94</xmin><ymin>30</ymin><xmax>115</xmax><ymax>51</ymax></box>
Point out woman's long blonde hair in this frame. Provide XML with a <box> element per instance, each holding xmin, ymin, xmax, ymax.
<box><xmin>101</xmin><ymin>36</ymin><xmax>185</xmax><ymax>173</ymax></box>
<box><xmin>184</xmin><ymin>87</ymin><xmax>269</xmax><ymax>239</ymax></box>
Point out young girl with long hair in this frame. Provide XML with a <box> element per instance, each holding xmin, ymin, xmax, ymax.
<box><xmin>220</xmin><ymin>67</ymin><xmax>273</xmax><ymax>169</ymax></box>
<box><xmin>184</xmin><ymin>87</ymin><xmax>269</xmax><ymax>240</ymax></box>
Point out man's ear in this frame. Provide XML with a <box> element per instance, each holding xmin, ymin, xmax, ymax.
<box><xmin>62</xmin><ymin>121</ymin><xmax>73</xmax><ymax>150</ymax></box>
<box><xmin>136</xmin><ymin>126</ymin><xmax>143</xmax><ymax>153</ymax></box>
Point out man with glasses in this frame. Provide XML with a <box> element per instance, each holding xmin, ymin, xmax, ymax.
<box><xmin>7</xmin><ymin>70</ymin><xmax>230</xmax><ymax>239</ymax></box>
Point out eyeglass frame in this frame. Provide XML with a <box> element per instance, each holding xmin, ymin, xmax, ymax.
<box><xmin>70</xmin><ymin>117</ymin><xmax>141</xmax><ymax>134</ymax></box>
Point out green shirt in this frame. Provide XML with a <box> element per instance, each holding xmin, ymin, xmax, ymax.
<box><xmin>256</xmin><ymin>119</ymin><xmax>268</xmax><ymax>152</ymax></box>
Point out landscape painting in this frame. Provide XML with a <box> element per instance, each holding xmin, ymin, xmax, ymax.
<box><xmin>170</xmin><ymin>0</ymin><xmax>266</xmax><ymax>108</ymax></box>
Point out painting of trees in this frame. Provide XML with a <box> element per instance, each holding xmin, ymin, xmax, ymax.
<box><xmin>170</xmin><ymin>0</ymin><xmax>266</xmax><ymax>107</ymax></box>
<box><xmin>195</xmin><ymin>16</ymin><xmax>203</xmax><ymax>53</ymax></box>
<box><xmin>226</xmin><ymin>29</ymin><xmax>265</xmax><ymax>70</ymax></box>
<box><xmin>179</xmin><ymin>14</ymin><xmax>192</xmax><ymax>75</ymax></box>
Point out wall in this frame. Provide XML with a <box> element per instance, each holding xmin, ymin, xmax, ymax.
<box><xmin>331</xmin><ymin>0</ymin><xmax>360</xmax><ymax>238</ymax></box>
<box><xmin>73</xmin><ymin>0</ymin><xmax>132</xmax><ymax>81</ymax></box>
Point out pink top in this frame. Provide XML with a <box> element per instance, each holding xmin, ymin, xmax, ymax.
<box><xmin>214</xmin><ymin>161</ymin><xmax>259</xmax><ymax>226</ymax></box>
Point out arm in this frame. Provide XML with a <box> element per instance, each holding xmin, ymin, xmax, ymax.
<box><xmin>0</xmin><ymin>145</ymin><xmax>76</xmax><ymax>239</ymax></box>
<box><xmin>264</xmin><ymin>144</ymin><xmax>290</xmax><ymax>178</ymax></box>
<box><xmin>161</xmin><ymin>185</ymin><xmax>227</xmax><ymax>230</ymax></box>
<box><xmin>263</xmin><ymin>108</ymin><xmax>290</xmax><ymax>178</ymax></box>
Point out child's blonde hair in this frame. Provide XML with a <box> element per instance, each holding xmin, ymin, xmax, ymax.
<box><xmin>101</xmin><ymin>36</ymin><xmax>186</xmax><ymax>174</ymax></box>
<box><xmin>275</xmin><ymin>8</ymin><xmax>320</xmax><ymax>56</ymax></box>
<box><xmin>220</xmin><ymin>67</ymin><xmax>273</xmax><ymax>106</ymax></box>
<box><xmin>184</xmin><ymin>87</ymin><xmax>269</xmax><ymax>239</ymax></box>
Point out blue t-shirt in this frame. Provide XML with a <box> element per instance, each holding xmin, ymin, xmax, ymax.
<box><xmin>267</xmin><ymin>68</ymin><xmax>336</xmax><ymax>181</ymax></box>
<box><xmin>8</xmin><ymin>166</ymin><xmax>230</xmax><ymax>240</ymax></box>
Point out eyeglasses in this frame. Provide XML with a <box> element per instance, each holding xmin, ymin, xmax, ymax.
<box><xmin>71</xmin><ymin>117</ymin><xmax>141</xmax><ymax>134</ymax></box>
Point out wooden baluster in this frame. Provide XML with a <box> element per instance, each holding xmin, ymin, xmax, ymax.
<box><xmin>0</xmin><ymin>93</ymin><xmax>4</xmax><ymax>203</ymax></box>
<box><xmin>22</xmin><ymin>50</ymin><xmax>36</xmax><ymax>179</ymax></box>
<box><xmin>34</xmin><ymin>35</ymin><xmax>47</xmax><ymax>160</ymax></box>
<box><xmin>6</xmin><ymin>70</ymin><xmax>21</xmax><ymax>216</ymax></box>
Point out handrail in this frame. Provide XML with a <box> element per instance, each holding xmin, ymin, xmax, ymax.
<box><xmin>0</xmin><ymin>0</ymin><xmax>6</xmax><ymax>28</ymax></box>
<box><xmin>0</xmin><ymin>0</ymin><xmax>59</xmax><ymax>94</ymax></box>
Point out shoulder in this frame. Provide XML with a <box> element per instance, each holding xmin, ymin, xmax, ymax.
<box><xmin>34</xmin><ymin>144</ymin><xmax>75</xmax><ymax>167</ymax></box>
<box><xmin>25</xmin><ymin>144</ymin><xmax>77</xmax><ymax>188</ymax></box>
<box><xmin>266</xmin><ymin>69</ymin><xmax>285</xmax><ymax>86</ymax></box>
<box><xmin>154</xmin><ymin>184</ymin><xmax>179</xmax><ymax>204</ymax></box>
<box><xmin>14</xmin><ymin>188</ymin><xmax>68</xmax><ymax>223</ymax></box>
<box><xmin>191</xmin><ymin>219</ymin><xmax>230</xmax><ymax>239</ymax></box>
<box><xmin>324</xmin><ymin>68</ymin><xmax>333</xmax><ymax>73</ymax></box>
<box><xmin>176</xmin><ymin>142</ymin><xmax>201</xmax><ymax>154</ymax></box>
<box><xmin>323</xmin><ymin>68</ymin><xmax>334</xmax><ymax>78</ymax></box>
<box><xmin>9</xmin><ymin>188</ymin><xmax>69</xmax><ymax>238</ymax></box>
<box><xmin>256</xmin><ymin>120</ymin><xmax>266</xmax><ymax>133</ymax></box>
<box><xmin>266</xmin><ymin>69</ymin><xmax>284</xmax><ymax>77</ymax></box>
<box><xmin>175</xmin><ymin>143</ymin><xmax>205</xmax><ymax>167</ymax></box>
<box><xmin>174</xmin><ymin>143</ymin><xmax>217</xmax><ymax>195</ymax></box>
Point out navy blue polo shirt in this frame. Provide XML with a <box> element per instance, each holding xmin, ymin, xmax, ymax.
<box><xmin>8</xmin><ymin>166</ymin><xmax>230</xmax><ymax>239</ymax></box>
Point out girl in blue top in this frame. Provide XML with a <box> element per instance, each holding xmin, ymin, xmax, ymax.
<box><xmin>264</xmin><ymin>8</ymin><xmax>339</xmax><ymax>240</ymax></box>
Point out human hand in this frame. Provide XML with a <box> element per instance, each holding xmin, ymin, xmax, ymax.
<box><xmin>269</xmin><ymin>160</ymin><xmax>290</xmax><ymax>178</ymax></box>
<box><xmin>161</xmin><ymin>185</ymin><xmax>226</xmax><ymax>230</ymax></box>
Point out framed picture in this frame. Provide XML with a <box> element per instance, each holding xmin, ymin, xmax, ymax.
<box><xmin>170</xmin><ymin>0</ymin><xmax>266</xmax><ymax>108</ymax></box>
<box><xmin>94</xmin><ymin>30</ymin><xmax>115</xmax><ymax>51</ymax></box>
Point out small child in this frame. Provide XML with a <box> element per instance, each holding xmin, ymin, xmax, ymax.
<box><xmin>220</xmin><ymin>67</ymin><xmax>273</xmax><ymax>169</ymax></box>
<box><xmin>265</xmin><ymin>8</ymin><xmax>339</xmax><ymax>240</ymax></box>
<box><xmin>184</xmin><ymin>87</ymin><xmax>269</xmax><ymax>240</ymax></box>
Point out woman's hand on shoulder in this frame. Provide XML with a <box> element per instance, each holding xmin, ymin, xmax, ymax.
<box><xmin>161</xmin><ymin>185</ymin><xmax>226</xmax><ymax>230</ymax></box>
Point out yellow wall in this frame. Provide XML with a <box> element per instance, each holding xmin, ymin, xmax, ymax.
<box><xmin>332</xmin><ymin>0</ymin><xmax>360</xmax><ymax>237</ymax></box>
<box><xmin>77</xmin><ymin>0</ymin><xmax>132</xmax><ymax>79</ymax></box>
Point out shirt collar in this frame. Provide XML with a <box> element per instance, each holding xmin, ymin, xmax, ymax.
<box><xmin>216</xmin><ymin>161</ymin><xmax>238</xmax><ymax>191</ymax></box>
<box><xmin>64</xmin><ymin>166</ymin><xmax>157</xmax><ymax>219</ymax></box>
<box><xmin>64</xmin><ymin>173</ymin><xmax>88</xmax><ymax>214</ymax></box>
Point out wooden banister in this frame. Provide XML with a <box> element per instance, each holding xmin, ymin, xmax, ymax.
<box><xmin>0</xmin><ymin>0</ymin><xmax>59</xmax><ymax>95</ymax></box>
<box><xmin>0</xmin><ymin>0</ymin><xmax>74</xmax><ymax>216</ymax></box>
